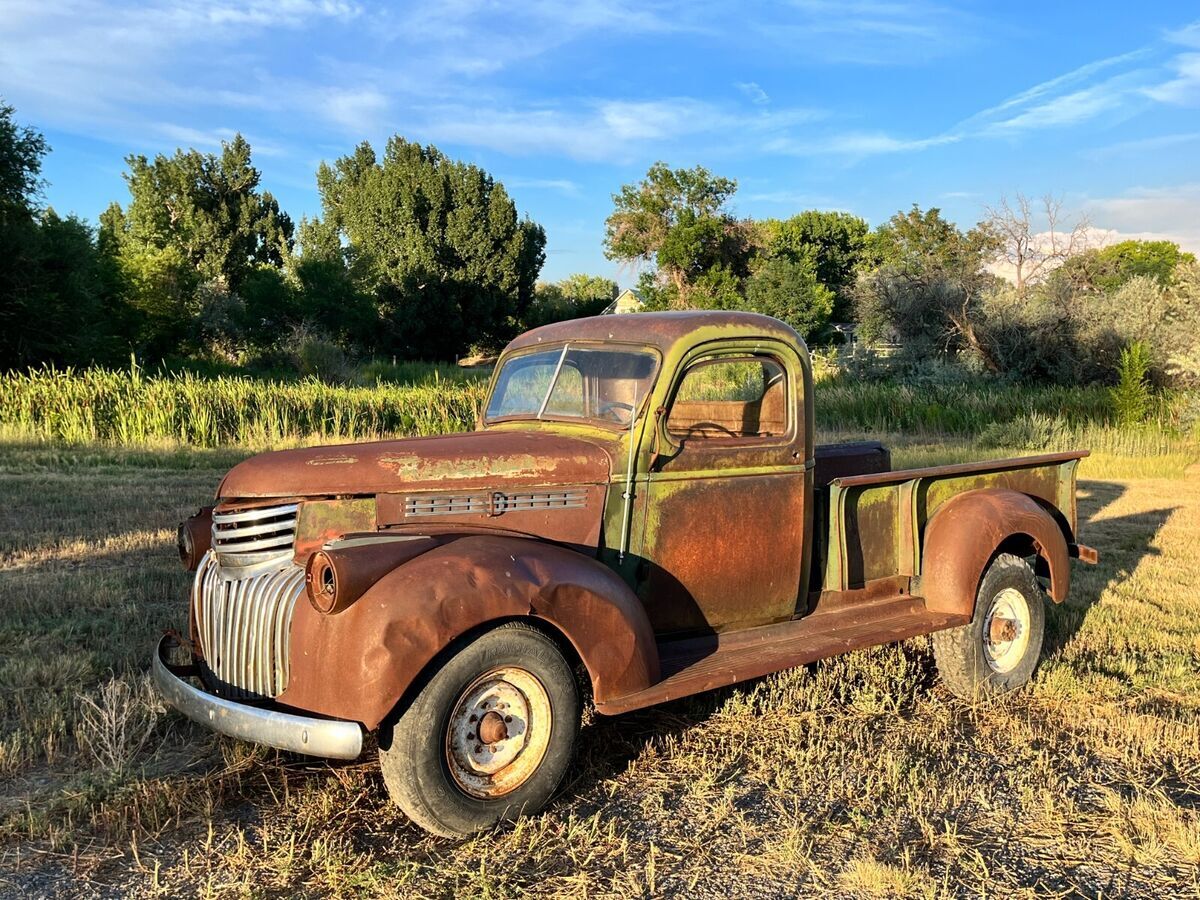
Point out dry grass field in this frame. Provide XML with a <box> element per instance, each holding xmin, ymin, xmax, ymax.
<box><xmin>1</xmin><ymin>435</ymin><xmax>1199</xmax><ymax>898</ymax></box>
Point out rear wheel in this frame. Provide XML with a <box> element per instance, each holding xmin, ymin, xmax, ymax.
<box><xmin>932</xmin><ymin>553</ymin><xmax>1046</xmax><ymax>698</ymax></box>
<box><xmin>379</xmin><ymin>622</ymin><xmax>580</xmax><ymax>838</ymax></box>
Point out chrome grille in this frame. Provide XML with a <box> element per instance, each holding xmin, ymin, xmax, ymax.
<box><xmin>192</xmin><ymin>551</ymin><xmax>303</xmax><ymax>698</ymax></box>
<box><xmin>211</xmin><ymin>503</ymin><xmax>298</xmax><ymax>571</ymax></box>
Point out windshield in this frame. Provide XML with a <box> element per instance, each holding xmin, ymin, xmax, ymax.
<box><xmin>485</xmin><ymin>344</ymin><xmax>659</xmax><ymax>427</ymax></box>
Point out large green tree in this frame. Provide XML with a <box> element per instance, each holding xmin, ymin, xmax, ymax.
<box><xmin>525</xmin><ymin>273</ymin><xmax>618</xmax><ymax>329</ymax></box>
<box><xmin>1053</xmin><ymin>239</ymin><xmax>1196</xmax><ymax>294</ymax></box>
<box><xmin>0</xmin><ymin>103</ymin><xmax>116</xmax><ymax>367</ymax></box>
<box><xmin>604</xmin><ymin>162</ymin><xmax>748</xmax><ymax>305</ymax></box>
<box><xmin>756</xmin><ymin>210</ymin><xmax>869</xmax><ymax>319</ymax></box>
<box><xmin>0</xmin><ymin>100</ymin><xmax>45</xmax><ymax>215</ymax></box>
<box><xmin>312</xmin><ymin>138</ymin><xmax>546</xmax><ymax>358</ymax></box>
<box><xmin>855</xmin><ymin>206</ymin><xmax>1002</xmax><ymax>369</ymax></box>
<box><xmin>102</xmin><ymin>135</ymin><xmax>293</xmax><ymax>356</ymax></box>
<box><xmin>744</xmin><ymin>257</ymin><xmax>835</xmax><ymax>339</ymax></box>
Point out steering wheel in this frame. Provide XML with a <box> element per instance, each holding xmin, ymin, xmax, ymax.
<box><xmin>682</xmin><ymin>421</ymin><xmax>737</xmax><ymax>438</ymax></box>
<box><xmin>598</xmin><ymin>400</ymin><xmax>635</xmax><ymax>424</ymax></box>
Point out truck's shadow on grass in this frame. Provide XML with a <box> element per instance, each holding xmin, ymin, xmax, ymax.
<box><xmin>1043</xmin><ymin>478</ymin><xmax>1174</xmax><ymax>657</ymax></box>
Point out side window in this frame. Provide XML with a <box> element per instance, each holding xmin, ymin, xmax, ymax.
<box><xmin>667</xmin><ymin>356</ymin><xmax>787</xmax><ymax>441</ymax></box>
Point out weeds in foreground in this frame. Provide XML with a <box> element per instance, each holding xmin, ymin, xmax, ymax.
<box><xmin>76</xmin><ymin>675</ymin><xmax>164</xmax><ymax>776</ymax></box>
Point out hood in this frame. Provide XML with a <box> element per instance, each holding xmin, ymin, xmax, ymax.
<box><xmin>218</xmin><ymin>430</ymin><xmax>615</xmax><ymax>500</ymax></box>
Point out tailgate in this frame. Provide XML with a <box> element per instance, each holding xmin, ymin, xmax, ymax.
<box><xmin>822</xmin><ymin>451</ymin><xmax>1086</xmax><ymax>591</ymax></box>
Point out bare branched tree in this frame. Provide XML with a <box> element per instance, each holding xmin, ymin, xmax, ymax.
<box><xmin>984</xmin><ymin>193</ymin><xmax>1091</xmax><ymax>296</ymax></box>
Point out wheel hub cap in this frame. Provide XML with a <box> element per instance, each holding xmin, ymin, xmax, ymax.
<box><xmin>477</xmin><ymin>710</ymin><xmax>508</xmax><ymax>744</ymax></box>
<box><xmin>983</xmin><ymin>587</ymin><xmax>1031</xmax><ymax>674</ymax></box>
<box><xmin>445</xmin><ymin>667</ymin><xmax>552</xmax><ymax>799</ymax></box>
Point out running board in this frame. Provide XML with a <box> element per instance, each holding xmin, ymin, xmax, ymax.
<box><xmin>595</xmin><ymin>596</ymin><xmax>969</xmax><ymax>715</ymax></box>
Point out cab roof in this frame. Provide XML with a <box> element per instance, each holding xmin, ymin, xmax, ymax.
<box><xmin>505</xmin><ymin>310</ymin><xmax>803</xmax><ymax>358</ymax></box>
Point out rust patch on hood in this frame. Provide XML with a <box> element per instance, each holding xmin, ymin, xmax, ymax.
<box><xmin>218</xmin><ymin>431</ymin><xmax>614</xmax><ymax>500</ymax></box>
<box><xmin>305</xmin><ymin>454</ymin><xmax>358</xmax><ymax>466</ymax></box>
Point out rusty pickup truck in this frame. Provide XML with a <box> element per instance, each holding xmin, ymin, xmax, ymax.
<box><xmin>154</xmin><ymin>311</ymin><xmax>1097</xmax><ymax>837</ymax></box>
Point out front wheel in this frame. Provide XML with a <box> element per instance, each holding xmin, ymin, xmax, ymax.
<box><xmin>379</xmin><ymin>622</ymin><xmax>580</xmax><ymax>838</ymax></box>
<box><xmin>932</xmin><ymin>553</ymin><xmax>1046</xmax><ymax>698</ymax></box>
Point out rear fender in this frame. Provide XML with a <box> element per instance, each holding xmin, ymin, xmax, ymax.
<box><xmin>278</xmin><ymin>535</ymin><xmax>659</xmax><ymax>729</ymax></box>
<box><xmin>920</xmin><ymin>488</ymin><xmax>1070</xmax><ymax>618</ymax></box>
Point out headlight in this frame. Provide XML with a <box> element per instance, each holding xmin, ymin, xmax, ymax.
<box><xmin>305</xmin><ymin>536</ymin><xmax>437</xmax><ymax>615</ymax></box>
<box><xmin>305</xmin><ymin>550</ymin><xmax>342</xmax><ymax>614</ymax></box>
<box><xmin>178</xmin><ymin>507</ymin><xmax>214</xmax><ymax>571</ymax></box>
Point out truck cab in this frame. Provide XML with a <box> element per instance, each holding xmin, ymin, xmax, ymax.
<box><xmin>155</xmin><ymin>311</ymin><xmax>1096</xmax><ymax>837</ymax></box>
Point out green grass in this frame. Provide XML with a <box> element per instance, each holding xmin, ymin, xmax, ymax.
<box><xmin>0</xmin><ymin>440</ymin><xmax>1197</xmax><ymax>896</ymax></box>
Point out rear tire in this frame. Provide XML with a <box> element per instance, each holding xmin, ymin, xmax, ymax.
<box><xmin>379</xmin><ymin>622</ymin><xmax>580</xmax><ymax>838</ymax></box>
<box><xmin>932</xmin><ymin>553</ymin><xmax>1045</xmax><ymax>699</ymax></box>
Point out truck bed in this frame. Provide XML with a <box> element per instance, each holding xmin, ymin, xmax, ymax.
<box><xmin>820</xmin><ymin>449</ymin><xmax>1085</xmax><ymax>593</ymax></box>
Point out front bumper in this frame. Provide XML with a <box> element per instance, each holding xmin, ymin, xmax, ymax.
<box><xmin>151</xmin><ymin>635</ymin><xmax>363</xmax><ymax>760</ymax></box>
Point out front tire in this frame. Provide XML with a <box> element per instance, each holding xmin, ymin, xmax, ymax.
<box><xmin>932</xmin><ymin>553</ymin><xmax>1046</xmax><ymax>698</ymax></box>
<box><xmin>379</xmin><ymin>622</ymin><xmax>580</xmax><ymax>838</ymax></box>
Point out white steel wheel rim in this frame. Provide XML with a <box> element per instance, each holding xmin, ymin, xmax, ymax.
<box><xmin>445</xmin><ymin>667</ymin><xmax>552</xmax><ymax>799</ymax></box>
<box><xmin>983</xmin><ymin>587</ymin><xmax>1032</xmax><ymax>674</ymax></box>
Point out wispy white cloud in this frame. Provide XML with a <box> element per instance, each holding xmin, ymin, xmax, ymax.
<box><xmin>410</xmin><ymin>99</ymin><xmax>824</xmax><ymax>162</ymax></box>
<box><xmin>154</xmin><ymin>123</ymin><xmax>288</xmax><ymax>156</ymax></box>
<box><xmin>736</xmin><ymin>82</ymin><xmax>770</xmax><ymax>105</ymax></box>
<box><xmin>155</xmin><ymin>124</ymin><xmax>238</xmax><ymax>149</ymax></box>
<box><xmin>969</xmin><ymin>49</ymin><xmax>1149</xmax><ymax>122</ymax></box>
<box><xmin>1085</xmin><ymin>131</ymin><xmax>1200</xmax><ymax>159</ymax></box>
<box><xmin>1084</xmin><ymin>183</ymin><xmax>1200</xmax><ymax>254</ymax></box>
<box><xmin>1143</xmin><ymin>52</ymin><xmax>1200</xmax><ymax>106</ymax></box>
<box><xmin>320</xmin><ymin>88</ymin><xmax>391</xmax><ymax>134</ymax></box>
<box><xmin>769</xmin><ymin>26</ymin><xmax>1200</xmax><ymax>160</ymax></box>
<box><xmin>768</xmin><ymin>131</ymin><xmax>960</xmax><ymax>156</ymax></box>
<box><xmin>0</xmin><ymin>0</ymin><xmax>981</xmax><ymax>160</ymax></box>
<box><xmin>4</xmin><ymin>0</ymin><xmax>1199</xmax><ymax>184</ymax></box>
<box><xmin>0</xmin><ymin>0</ymin><xmax>361</xmax><ymax>141</ymax></box>
<box><xmin>505</xmin><ymin>177</ymin><xmax>581</xmax><ymax>196</ymax></box>
<box><xmin>746</xmin><ymin>0</ymin><xmax>980</xmax><ymax>65</ymax></box>
<box><xmin>1165</xmin><ymin>20</ymin><xmax>1200</xmax><ymax>48</ymax></box>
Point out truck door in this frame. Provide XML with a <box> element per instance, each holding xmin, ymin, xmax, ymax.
<box><xmin>636</xmin><ymin>345</ymin><xmax>809</xmax><ymax>635</ymax></box>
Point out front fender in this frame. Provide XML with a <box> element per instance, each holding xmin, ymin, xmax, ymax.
<box><xmin>278</xmin><ymin>535</ymin><xmax>659</xmax><ymax>729</ymax></box>
<box><xmin>920</xmin><ymin>488</ymin><xmax>1071</xmax><ymax>618</ymax></box>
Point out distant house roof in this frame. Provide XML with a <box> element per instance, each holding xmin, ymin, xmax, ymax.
<box><xmin>601</xmin><ymin>288</ymin><xmax>644</xmax><ymax>315</ymax></box>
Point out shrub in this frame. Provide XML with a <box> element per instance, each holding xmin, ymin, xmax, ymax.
<box><xmin>978</xmin><ymin>413</ymin><xmax>1073</xmax><ymax>451</ymax></box>
<box><xmin>744</xmin><ymin>256</ymin><xmax>835</xmax><ymax>340</ymax></box>
<box><xmin>1111</xmin><ymin>340</ymin><xmax>1153</xmax><ymax>427</ymax></box>
<box><xmin>76</xmin><ymin>674</ymin><xmax>163</xmax><ymax>775</ymax></box>
<box><xmin>289</xmin><ymin>325</ymin><xmax>352</xmax><ymax>382</ymax></box>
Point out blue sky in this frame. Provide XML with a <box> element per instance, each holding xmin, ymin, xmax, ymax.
<box><xmin>3</xmin><ymin>1</ymin><xmax>1200</xmax><ymax>284</ymax></box>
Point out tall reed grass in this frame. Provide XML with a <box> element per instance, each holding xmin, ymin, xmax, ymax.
<box><xmin>0</xmin><ymin>365</ymin><xmax>486</xmax><ymax>447</ymax></box>
<box><xmin>0</xmin><ymin>363</ymin><xmax>1195</xmax><ymax>456</ymax></box>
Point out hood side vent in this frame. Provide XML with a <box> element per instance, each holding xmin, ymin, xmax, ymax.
<box><xmin>404</xmin><ymin>488</ymin><xmax>588</xmax><ymax>518</ymax></box>
<box><xmin>405</xmin><ymin>494</ymin><xmax>489</xmax><ymax>517</ymax></box>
